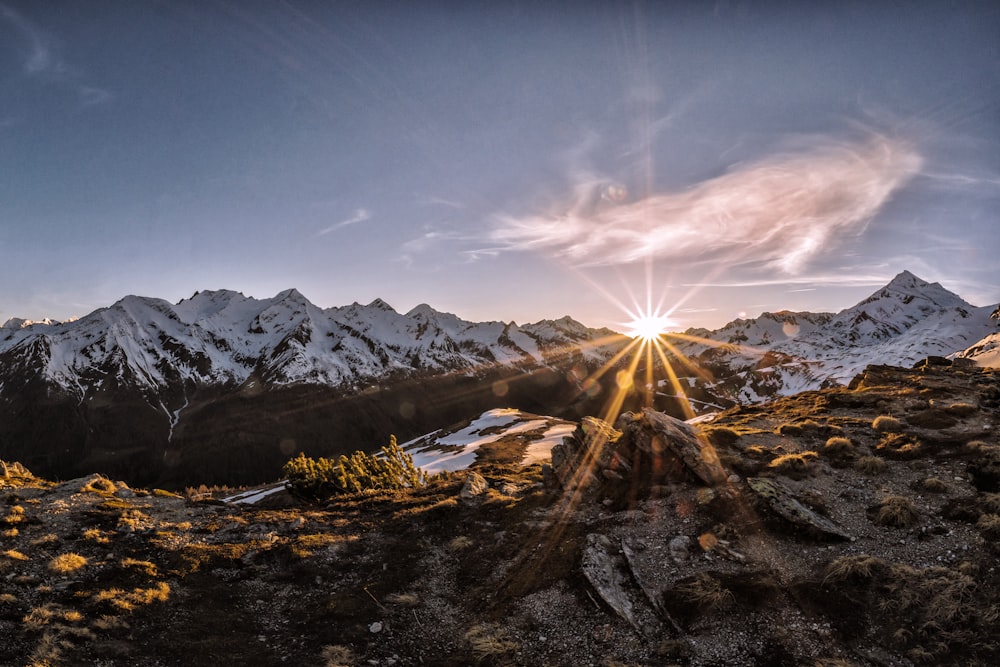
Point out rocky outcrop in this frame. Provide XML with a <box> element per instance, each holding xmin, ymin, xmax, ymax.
<box><xmin>549</xmin><ymin>408</ymin><xmax>728</xmax><ymax>494</ymax></box>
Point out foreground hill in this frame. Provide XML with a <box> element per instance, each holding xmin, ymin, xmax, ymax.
<box><xmin>2</xmin><ymin>360</ymin><xmax>998</xmax><ymax>666</ymax></box>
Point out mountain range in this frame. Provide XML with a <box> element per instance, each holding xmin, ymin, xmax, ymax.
<box><xmin>0</xmin><ymin>270</ymin><xmax>995</xmax><ymax>486</ymax></box>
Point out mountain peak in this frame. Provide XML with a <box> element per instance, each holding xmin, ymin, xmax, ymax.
<box><xmin>886</xmin><ymin>270</ymin><xmax>929</xmax><ymax>290</ymax></box>
<box><xmin>367</xmin><ymin>298</ymin><xmax>396</xmax><ymax>312</ymax></box>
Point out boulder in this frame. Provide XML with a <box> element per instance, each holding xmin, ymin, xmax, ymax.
<box><xmin>746</xmin><ymin>477</ymin><xmax>851</xmax><ymax>541</ymax></box>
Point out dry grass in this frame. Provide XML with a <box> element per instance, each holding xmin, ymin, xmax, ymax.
<box><xmin>874</xmin><ymin>496</ymin><xmax>919</xmax><ymax>528</ymax></box>
<box><xmin>767</xmin><ymin>451</ymin><xmax>818</xmax><ymax>478</ymax></box>
<box><xmin>821</xmin><ymin>437</ymin><xmax>857</xmax><ymax>464</ymax></box>
<box><xmin>49</xmin><ymin>553</ymin><xmax>88</xmax><ymax>574</ymax></box>
<box><xmin>824</xmin><ymin>554</ymin><xmax>885</xmax><ymax>582</ymax></box>
<box><xmin>856</xmin><ymin>455</ymin><xmax>888</xmax><ymax>475</ymax></box>
<box><xmin>872</xmin><ymin>415</ymin><xmax>904</xmax><ymax>433</ymax></box>
<box><xmin>465</xmin><ymin>623</ymin><xmax>518</xmax><ymax>663</ymax></box>
<box><xmin>94</xmin><ymin>582</ymin><xmax>171</xmax><ymax>612</ymax></box>
<box><xmin>975</xmin><ymin>513</ymin><xmax>1000</xmax><ymax>538</ymax></box>
<box><xmin>386</xmin><ymin>592</ymin><xmax>420</xmax><ymax>607</ymax></box>
<box><xmin>80</xmin><ymin>476</ymin><xmax>117</xmax><ymax>495</ymax></box>
<box><xmin>448</xmin><ymin>535</ymin><xmax>475</xmax><ymax>551</ymax></box>
<box><xmin>676</xmin><ymin>572</ymin><xmax>734</xmax><ymax>611</ymax></box>
<box><xmin>320</xmin><ymin>644</ymin><xmax>355</xmax><ymax>667</ymax></box>
<box><xmin>82</xmin><ymin>527</ymin><xmax>111</xmax><ymax>544</ymax></box>
<box><xmin>918</xmin><ymin>477</ymin><xmax>949</xmax><ymax>493</ymax></box>
<box><xmin>3</xmin><ymin>549</ymin><xmax>30</xmax><ymax>561</ymax></box>
<box><xmin>120</xmin><ymin>558</ymin><xmax>158</xmax><ymax>577</ymax></box>
<box><xmin>291</xmin><ymin>533</ymin><xmax>345</xmax><ymax>558</ymax></box>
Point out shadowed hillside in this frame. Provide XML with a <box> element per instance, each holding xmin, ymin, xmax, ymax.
<box><xmin>1</xmin><ymin>360</ymin><xmax>998</xmax><ymax>666</ymax></box>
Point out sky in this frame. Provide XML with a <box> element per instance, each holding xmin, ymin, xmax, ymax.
<box><xmin>1</xmin><ymin>1</ymin><xmax>998</xmax><ymax>332</ymax></box>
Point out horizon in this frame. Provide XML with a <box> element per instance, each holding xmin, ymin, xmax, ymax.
<box><xmin>2</xmin><ymin>2</ymin><xmax>998</xmax><ymax>331</ymax></box>
<box><xmin>2</xmin><ymin>267</ymin><xmax>992</xmax><ymax>335</ymax></box>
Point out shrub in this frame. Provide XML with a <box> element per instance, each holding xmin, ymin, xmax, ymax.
<box><xmin>284</xmin><ymin>436</ymin><xmax>427</xmax><ymax>500</ymax></box>
<box><xmin>872</xmin><ymin>415</ymin><xmax>904</xmax><ymax>433</ymax></box>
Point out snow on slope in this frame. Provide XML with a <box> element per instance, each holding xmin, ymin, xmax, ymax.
<box><xmin>402</xmin><ymin>408</ymin><xmax>575</xmax><ymax>473</ymax></box>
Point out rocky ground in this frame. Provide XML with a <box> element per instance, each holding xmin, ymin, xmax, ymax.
<box><xmin>1</xmin><ymin>360</ymin><xmax>999</xmax><ymax>666</ymax></box>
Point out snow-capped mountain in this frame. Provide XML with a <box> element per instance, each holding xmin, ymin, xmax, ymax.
<box><xmin>0</xmin><ymin>290</ymin><xmax>625</xmax><ymax>487</ymax></box>
<box><xmin>0</xmin><ymin>289</ymin><xmax>621</xmax><ymax>399</ymax></box>
<box><xmin>672</xmin><ymin>271</ymin><xmax>998</xmax><ymax>403</ymax></box>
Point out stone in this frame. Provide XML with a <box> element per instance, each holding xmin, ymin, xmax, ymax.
<box><xmin>746</xmin><ymin>477</ymin><xmax>851</xmax><ymax>541</ymax></box>
<box><xmin>580</xmin><ymin>533</ymin><xmax>641</xmax><ymax>632</ymax></box>
<box><xmin>459</xmin><ymin>471</ymin><xmax>489</xmax><ymax>500</ymax></box>
<box><xmin>668</xmin><ymin>535</ymin><xmax>692</xmax><ymax>563</ymax></box>
<box><xmin>616</xmin><ymin>408</ymin><xmax>728</xmax><ymax>486</ymax></box>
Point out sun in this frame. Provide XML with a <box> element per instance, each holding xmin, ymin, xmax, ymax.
<box><xmin>625</xmin><ymin>313</ymin><xmax>675</xmax><ymax>341</ymax></box>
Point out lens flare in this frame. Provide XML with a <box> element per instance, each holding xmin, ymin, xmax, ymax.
<box><xmin>625</xmin><ymin>313</ymin><xmax>675</xmax><ymax>341</ymax></box>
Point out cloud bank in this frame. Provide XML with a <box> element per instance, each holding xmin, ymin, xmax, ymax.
<box><xmin>492</xmin><ymin>135</ymin><xmax>922</xmax><ymax>273</ymax></box>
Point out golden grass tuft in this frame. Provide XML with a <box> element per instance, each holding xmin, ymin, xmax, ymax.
<box><xmin>3</xmin><ymin>549</ymin><xmax>30</xmax><ymax>561</ymax></box>
<box><xmin>821</xmin><ymin>437</ymin><xmax>857</xmax><ymax>464</ymax></box>
<box><xmin>767</xmin><ymin>451</ymin><xmax>818</xmax><ymax>478</ymax></box>
<box><xmin>120</xmin><ymin>558</ymin><xmax>158</xmax><ymax>577</ymax></box>
<box><xmin>872</xmin><ymin>415</ymin><xmax>904</xmax><ymax>433</ymax></box>
<box><xmin>80</xmin><ymin>476</ymin><xmax>117</xmax><ymax>495</ymax></box>
<box><xmin>49</xmin><ymin>553</ymin><xmax>88</xmax><ymax>574</ymax></box>
<box><xmin>94</xmin><ymin>582</ymin><xmax>170</xmax><ymax>612</ymax></box>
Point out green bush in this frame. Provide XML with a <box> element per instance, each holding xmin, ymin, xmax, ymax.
<box><xmin>283</xmin><ymin>436</ymin><xmax>427</xmax><ymax>500</ymax></box>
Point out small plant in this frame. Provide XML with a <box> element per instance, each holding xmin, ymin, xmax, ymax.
<box><xmin>702</xmin><ymin>426</ymin><xmax>740</xmax><ymax>447</ymax></box>
<box><xmin>49</xmin><ymin>553</ymin><xmax>88</xmax><ymax>574</ymax></box>
<box><xmin>873</xmin><ymin>496</ymin><xmax>919</xmax><ymax>528</ymax></box>
<box><xmin>856</xmin><ymin>455</ymin><xmax>888</xmax><ymax>475</ymax></box>
<box><xmin>3</xmin><ymin>549</ymin><xmax>29</xmax><ymax>561</ymax></box>
<box><xmin>872</xmin><ymin>415</ymin><xmax>904</xmax><ymax>433</ymax></box>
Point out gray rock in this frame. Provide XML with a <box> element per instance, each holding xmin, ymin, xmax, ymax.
<box><xmin>460</xmin><ymin>471</ymin><xmax>489</xmax><ymax>500</ymax></box>
<box><xmin>747</xmin><ymin>477</ymin><xmax>852</xmax><ymax>540</ymax></box>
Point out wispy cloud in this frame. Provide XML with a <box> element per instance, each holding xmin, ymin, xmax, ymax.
<box><xmin>316</xmin><ymin>208</ymin><xmax>370</xmax><ymax>236</ymax></box>
<box><xmin>416</xmin><ymin>195</ymin><xmax>464</xmax><ymax>210</ymax></box>
<box><xmin>1</xmin><ymin>4</ymin><xmax>112</xmax><ymax>106</ymax></box>
<box><xmin>491</xmin><ymin>134</ymin><xmax>922</xmax><ymax>274</ymax></box>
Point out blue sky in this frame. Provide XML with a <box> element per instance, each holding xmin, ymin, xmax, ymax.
<box><xmin>2</xmin><ymin>1</ymin><xmax>998</xmax><ymax>331</ymax></box>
